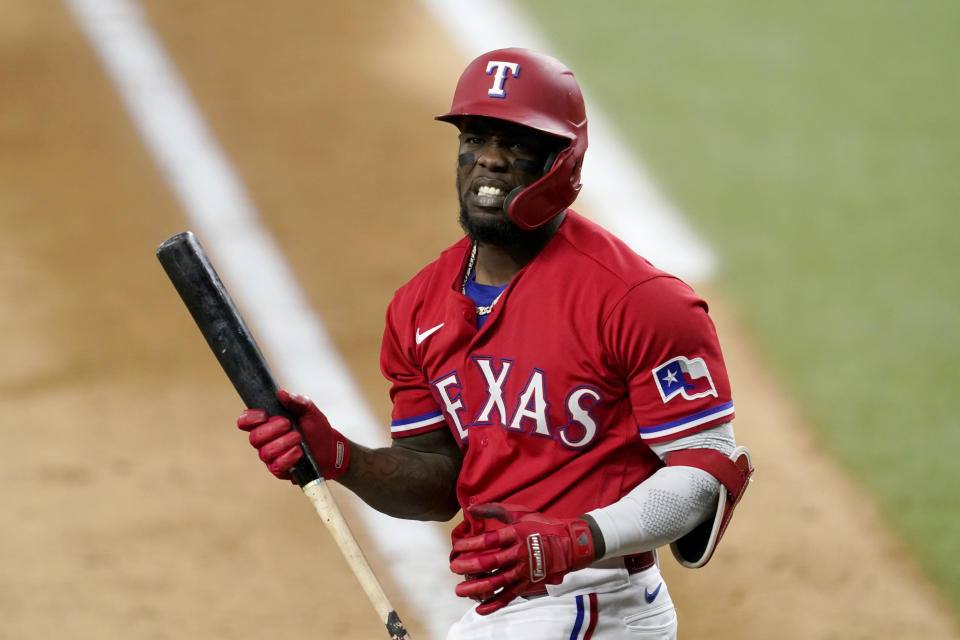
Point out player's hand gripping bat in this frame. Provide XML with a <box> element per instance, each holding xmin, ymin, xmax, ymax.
<box><xmin>156</xmin><ymin>230</ymin><xmax>412</xmax><ymax>640</ymax></box>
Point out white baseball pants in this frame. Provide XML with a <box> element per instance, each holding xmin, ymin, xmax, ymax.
<box><xmin>447</xmin><ymin>557</ymin><xmax>677</xmax><ymax>639</ymax></box>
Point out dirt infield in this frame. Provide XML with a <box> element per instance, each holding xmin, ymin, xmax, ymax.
<box><xmin>2</xmin><ymin>1</ymin><xmax>958</xmax><ymax>638</ymax></box>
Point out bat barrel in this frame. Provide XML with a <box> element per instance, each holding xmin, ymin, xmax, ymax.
<box><xmin>157</xmin><ymin>231</ymin><xmax>320</xmax><ymax>486</ymax></box>
<box><xmin>158</xmin><ymin>231</ymin><xmax>410</xmax><ymax>639</ymax></box>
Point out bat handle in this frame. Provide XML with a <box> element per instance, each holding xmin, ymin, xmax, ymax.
<box><xmin>302</xmin><ymin>479</ymin><xmax>413</xmax><ymax>640</ymax></box>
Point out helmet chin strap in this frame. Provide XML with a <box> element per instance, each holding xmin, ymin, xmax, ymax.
<box><xmin>502</xmin><ymin>186</ymin><xmax>523</xmax><ymax>215</ymax></box>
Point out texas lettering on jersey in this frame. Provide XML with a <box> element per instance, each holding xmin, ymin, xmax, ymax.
<box><xmin>431</xmin><ymin>357</ymin><xmax>602</xmax><ymax>449</ymax></box>
<box><xmin>380</xmin><ymin>213</ymin><xmax>734</xmax><ymax>534</ymax></box>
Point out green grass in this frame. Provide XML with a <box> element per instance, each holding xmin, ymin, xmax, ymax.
<box><xmin>518</xmin><ymin>0</ymin><xmax>960</xmax><ymax>613</ymax></box>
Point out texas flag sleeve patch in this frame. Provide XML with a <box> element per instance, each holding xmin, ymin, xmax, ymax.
<box><xmin>640</xmin><ymin>355</ymin><xmax>734</xmax><ymax>443</ymax></box>
<box><xmin>652</xmin><ymin>356</ymin><xmax>719</xmax><ymax>403</ymax></box>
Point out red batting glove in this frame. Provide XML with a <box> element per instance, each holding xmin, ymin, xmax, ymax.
<box><xmin>236</xmin><ymin>389</ymin><xmax>351</xmax><ymax>481</ymax></box>
<box><xmin>449</xmin><ymin>503</ymin><xmax>596</xmax><ymax>615</ymax></box>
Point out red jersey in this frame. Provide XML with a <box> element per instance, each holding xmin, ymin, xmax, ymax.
<box><xmin>380</xmin><ymin>212</ymin><xmax>734</xmax><ymax>540</ymax></box>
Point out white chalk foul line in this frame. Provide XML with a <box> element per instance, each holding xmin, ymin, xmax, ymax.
<box><xmin>419</xmin><ymin>0</ymin><xmax>717</xmax><ymax>282</ymax></box>
<box><xmin>63</xmin><ymin>0</ymin><xmax>462</xmax><ymax>637</ymax></box>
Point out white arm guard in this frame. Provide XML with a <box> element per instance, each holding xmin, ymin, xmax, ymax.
<box><xmin>586</xmin><ymin>423</ymin><xmax>741</xmax><ymax>560</ymax></box>
<box><xmin>588</xmin><ymin>464</ymin><xmax>721</xmax><ymax>557</ymax></box>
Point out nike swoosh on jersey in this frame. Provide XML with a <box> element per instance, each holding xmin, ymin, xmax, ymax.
<box><xmin>415</xmin><ymin>323</ymin><xmax>445</xmax><ymax>345</ymax></box>
<box><xmin>644</xmin><ymin>582</ymin><xmax>663</xmax><ymax>603</ymax></box>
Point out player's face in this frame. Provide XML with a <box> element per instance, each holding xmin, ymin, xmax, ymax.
<box><xmin>456</xmin><ymin>116</ymin><xmax>557</xmax><ymax>245</ymax></box>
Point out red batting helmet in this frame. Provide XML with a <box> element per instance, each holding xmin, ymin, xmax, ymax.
<box><xmin>436</xmin><ymin>48</ymin><xmax>588</xmax><ymax>230</ymax></box>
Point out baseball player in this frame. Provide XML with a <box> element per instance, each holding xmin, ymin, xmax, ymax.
<box><xmin>238</xmin><ymin>48</ymin><xmax>752</xmax><ymax>639</ymax></box>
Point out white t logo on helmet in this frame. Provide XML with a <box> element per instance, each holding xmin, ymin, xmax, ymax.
<box><xmin>485</xmin><ymin>61</ymin><xmax>520</xmax><ymax>98</ymax></box>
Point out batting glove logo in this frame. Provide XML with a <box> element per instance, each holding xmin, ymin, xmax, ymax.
<box><xmin>527</xmin><ymin>533</ymin><xmax>546</xmax><ymax>582</ymax></box>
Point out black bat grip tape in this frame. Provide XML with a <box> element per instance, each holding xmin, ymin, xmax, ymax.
<box><xmin>156</xmin><ymin>231</ymin><xmax>321</xmax><ymax>487</ymax></box>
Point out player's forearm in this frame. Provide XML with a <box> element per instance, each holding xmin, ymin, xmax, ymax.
<box><xmin>338</xmin><ymin>443</ymin><xmax>461</xmax><ymax>521</ymax></box>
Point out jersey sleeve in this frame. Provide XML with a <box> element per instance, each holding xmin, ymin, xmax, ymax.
<box><xmin>380</xmin><ymin>297</ymin><xmax>447</xmax><ymax>439</ymax></box>
<box><xmin>603</xmin><ymin>276</ymin><xmax>735</xmax><ymax>445</ymax></box>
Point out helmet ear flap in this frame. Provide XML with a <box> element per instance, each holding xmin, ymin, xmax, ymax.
<box><xmin>501</xmin><ymin>148</ymin><xmax>561</xmax><ymax>220</ymax></box>
<box><xmin>505</xmin><ymin>144</ymin><xmax>582</xmax><ymax>230</ymax></box>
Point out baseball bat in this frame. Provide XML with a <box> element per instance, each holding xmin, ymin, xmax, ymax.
<box><xmin>156</xmin><ymin>230</ymin><xmax>412</xmax><ymax>640</ymax></box>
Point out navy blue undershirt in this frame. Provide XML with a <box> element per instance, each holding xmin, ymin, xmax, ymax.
<box><xmin>464</xmin><ymin>268</ymin><xmax>508</xmax><ymax>329</ymax></box>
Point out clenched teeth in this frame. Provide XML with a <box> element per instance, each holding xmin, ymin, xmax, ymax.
<box><xmin>477</xmin><ymin>185</ymin><xmax>506</xmax><ymax>197</ymax></box>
